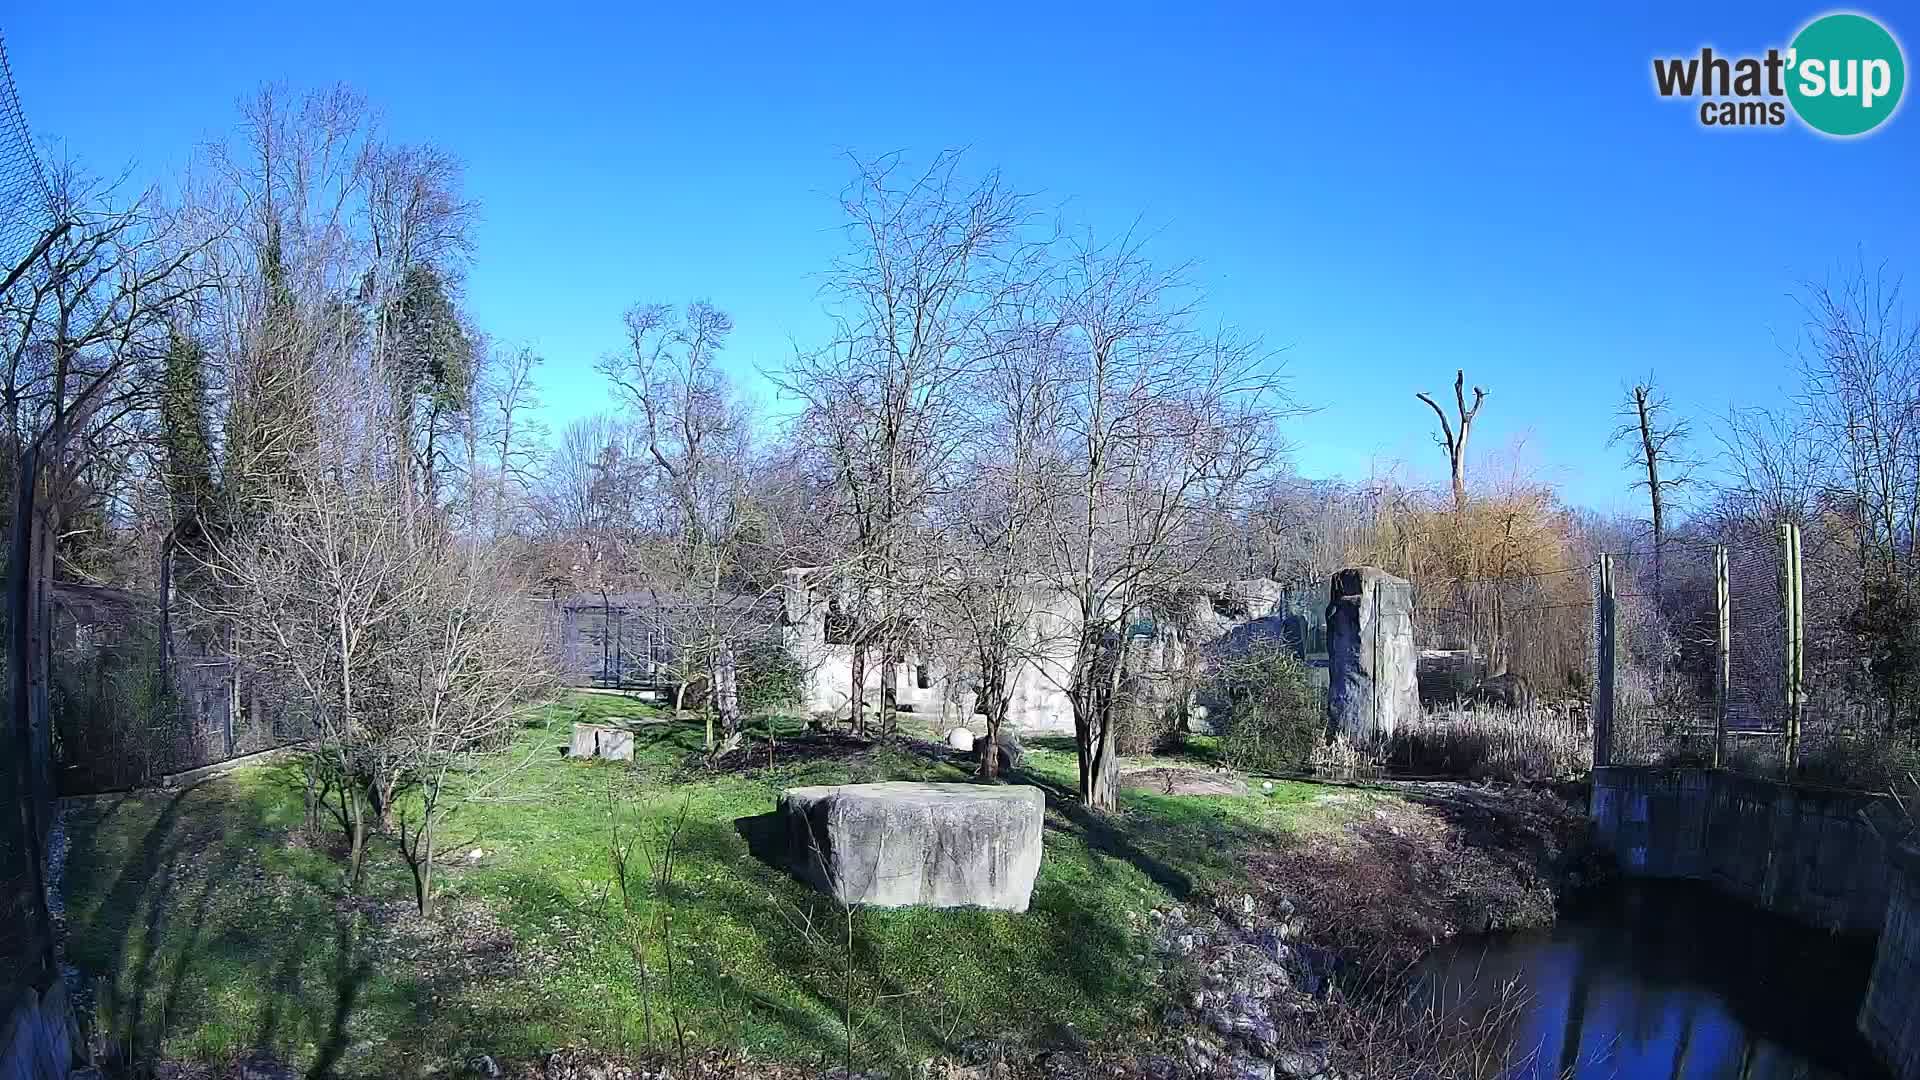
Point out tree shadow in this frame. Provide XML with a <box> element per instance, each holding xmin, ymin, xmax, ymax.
<box><xmin>64</xmin><ymin>774</ymin><xmax>388</xmax><ymax>1077</ymax></box>
<box><xmin>1018</xmin><ymin>771</ymin><xmax>1200</xmax><ymax>900</ymax></box>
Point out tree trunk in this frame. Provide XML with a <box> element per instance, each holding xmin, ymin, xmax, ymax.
<box><xmin>6</xmin><ymin>448</ymin><xmax>54</xmax><ymax>980</ymax></box>
<box><xmin>415</xmin><ymin>813</ymin><xmax>437</xmax><ymax>916</ymax></box>
<box><xmin>345</xmin><ymin>788</ymin><xmax>367</xmax><ymax>889</ymax></box>
<box><xmin>1636</xmin><ymin>388</ymin><xmax>1666</xmax><ymax>598</ymax></box>
<box><xmin>848</xmin><ymin>639</ymin><xmax>867</xmax><ymax>736</ymax></box>
<box><xmin>158</xmin><ymin>527</ymin><xmax>177</xmax><ymax>697</ymax></box>
<box><xmin>373</xmin><ymin>775</ymin><xmax>397</xmax><ymax>833</ymax></box>
<box><xmin>713</xmin><ymin>639</ymin><xmax>739</xmax><ymax>739</ymax></box>
<box><xmin>28</xmin><ymin>504</ymin><xmax>57</xmax><ymax>786</ymax></box>
<box><xmin>980</xmin><ymin>668</ymin><xmax>1004</xmax><ymax>781</ymax></box>
<box><xmin>1081</xmin><ymin>715</ymin><xmax>1117</xmax><ymax>811</ymax></box>
<box><xmin>879</xmin><ymin>645</ymin><xmax>898</xmax><ymax>736</ymax></box>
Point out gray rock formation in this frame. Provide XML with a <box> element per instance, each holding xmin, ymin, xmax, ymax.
<box><xmin>778</xmin><ymin>782</ymin><xmax>1044</xmax><ymax>911</ymax></box>
<box><xmin>973</xmin><ymin>727</ymin><xmax>1025</xmax><ymax>771</ymax></box>
<box><xmin>1326</xmin><ymin>567</ymin><xmax>1418</xmax><ymax>742</ymax></box>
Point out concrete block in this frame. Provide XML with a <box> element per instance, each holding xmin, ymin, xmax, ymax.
<box><xmin>778</xmin><ymin>782</ymin><xmax>1044</xmax><ymax>911</ymax></box>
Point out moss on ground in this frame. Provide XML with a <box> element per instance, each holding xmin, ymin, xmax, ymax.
<box><xmin>63</xmin><ymin>694</ymin><xmax>1367</xmax><ymax>1077</ymax></box>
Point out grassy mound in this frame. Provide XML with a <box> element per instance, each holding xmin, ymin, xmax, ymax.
<box><xmin>62</xmin><ymin>694</ymin><xmax>1354</xmax><ymax>1077</ymax></box>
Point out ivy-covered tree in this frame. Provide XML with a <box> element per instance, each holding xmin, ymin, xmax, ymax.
<box><xmin>225</xmin><ymin>216</ymin><xmax>315</xmax><ymax>504</ymax></box>
<box><xmin>160</xmin><ymin>325</ymin><xmax>217</xmax><ymax>523</ymax></box>
<box><xmin>384</xmin><ymin>263</ymin><xmax>472</xmax><ymax>513</ymax></box>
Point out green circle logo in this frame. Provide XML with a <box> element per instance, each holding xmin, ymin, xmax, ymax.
<box><xmin>1787</xmin><ymin>12</ymin><xmax>1906</xmax><ymax>136</ymax></box>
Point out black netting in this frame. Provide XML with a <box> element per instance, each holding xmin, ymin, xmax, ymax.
<box><xmin>0</xmin><ymin>25</ymin><xmax>57</xmax><ymax>1001</ymax></box>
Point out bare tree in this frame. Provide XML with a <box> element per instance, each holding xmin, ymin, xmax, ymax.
<box><xmin>477</xmin><ymin>343</ymin><xmax>546</xmax><ymax>539</ymax></box>
<box><xmin>596</xmin><ymin>301</ymin><xmax>737</xmax><ymax>549</ymax></box>
<box><xmin>196</xmin><ymin>459</ymin><xmax>424</xmax><ymax>884</ymax></box>
<box><xmin>391</xmin><ymin>549</ymin><xmax>552</xmax><ymax>914</ymax></box>
<box><xmin>1794</xmin><ymin>265</ymin><xmax>1920</xmax><ymax>579</ymax></box>
<box><xmin>1040</xmin><ymin>233</ymin><xmax>1289</xmax><ymax>810</ymax></box>
<box><xmin>2</xmin><ymin>163</ymin><xmax>215</xmax><ymax>852</ymax></box>
<box><xmin>778</xmin><ymin>151</ymin><xmax>1037</xmax><ymax>736</ymax></box>
<box><xmin>596</xmin><ymin>299</ymin><xmax>786</xmax><ymax>746</ymax></box>
<box><xmin>932</xmin><ymin>316</ymin><xmax>1063</xmax><ymax>778</ymax></box>
<box><xmin>1609</xmin><ymin>376</ymin><xmax>1696</xmax><ymax>594</ymax></box>
<box><xmin>1416</xmin><ymin>369</ymin><xmax>1487</xmax><ymax>516</ymax></box>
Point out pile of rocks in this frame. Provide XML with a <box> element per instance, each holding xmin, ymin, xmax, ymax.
<box><xmin>1148</xmin><ymin>895</ymin><xmax>1343</xmax><ymax>1080</ymax></box>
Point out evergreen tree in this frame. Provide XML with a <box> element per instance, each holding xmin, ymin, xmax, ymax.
<box><xmin>384</xmin><ymin>263</ymin><xmax>472</xmax><ymax>510</ymax></box>
<box><xmin>160</xmin><ymin>325</ymin><xmax>217</xmax><ymax>525</ymax></box>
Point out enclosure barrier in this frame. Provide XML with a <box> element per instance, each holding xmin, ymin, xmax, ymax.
<box><xmin>1590</xmin><ymin>523</ymin><xmax>1914</xmax><ymax>791</ymax></box>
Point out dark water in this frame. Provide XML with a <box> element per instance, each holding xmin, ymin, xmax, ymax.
<box><xmin>1412</xmin><ymin>881</ymin><xmax>1890</xmax><ymax>1079</ymax></box>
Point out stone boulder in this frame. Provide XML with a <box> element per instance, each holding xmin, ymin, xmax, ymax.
<box><xmin>777</xmin><ymin>782</ymin><xmax>1044</xmax><ymax>911</ymax></box>
<box><xmin>973</xmin><ymin>727</ymin><xmax>1025</xmax><ymax>770</ymax></box>
<box><xmin>570</xmin><ymin>722</ymin><xmax>634</xmax><ymax>761</ymax></box>
<box><xmin>1326</xmin><ymin>567</ymin><xmax>1418</xmax><ymax>742</ymax></box>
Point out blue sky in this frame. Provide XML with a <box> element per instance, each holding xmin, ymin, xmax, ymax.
<box><xmin>10</xmin><ymin>1</ymin><xmax>1917</xmax><ymax>513</ymax></box>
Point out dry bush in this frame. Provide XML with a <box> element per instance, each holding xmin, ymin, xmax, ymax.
<box><xmin>1386</xmin><ymin>706</ymin><xmax>1591</xmax><ymax>782</ymax></box>
<box><xmin>1322</xmin><ymin>967</ymin><xmax>1569</xmax><ymax>1080</ymax></box>
<box><xmin>1795</xmin><ymin>730</ymin><xmax>1920</xmax><ymax>791</ymax></box>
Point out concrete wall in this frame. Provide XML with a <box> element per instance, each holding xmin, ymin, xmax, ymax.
<box><xmin>1863</xmin><ymin>844</ymin><xmax>1920</xmax><ymax>1080</ymax></box>
<box><xmin>0</xmin><ymin>979</ymin><xmax>75</xmax><ymax>1080</ymax></box>
<box><xmin>1589</xmin><ymin>766</ymin><xmax>1895</xmax><ymax>934</ymax></box>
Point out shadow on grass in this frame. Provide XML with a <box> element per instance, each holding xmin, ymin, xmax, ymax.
<box><xmin>65</xmin><ymin>776</ymin><xmax>391</xmax><ymax>1077</ymax></box>
<box><xmin>689</xmin><ymin>810</ymin><xmax>1148</xmax><ymax>1066</ymax></box>
<box><xmin>62</xmin><ymin>712</ymin><xmax>1298</xmax><ymax>1076</ymax></box>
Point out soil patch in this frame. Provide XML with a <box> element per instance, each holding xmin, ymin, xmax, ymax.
<box><xmin>1119</xmin><ymin>767</ymin><xmax>1249</xmax><ymax>797</ymax></box>
<box><xmin>1235</xmin><ymin>780</ymin><xmax>1589</xmax><ymax>975</ymax></box>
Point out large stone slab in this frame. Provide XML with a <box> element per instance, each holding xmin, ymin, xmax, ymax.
<box><xmin>1326</xmin><ymin>567</ymin><xmax>1418</xmax><ymax>742</ymax></box>
<box><xmin>778</xmin><ymin>782</ymin><xmax>1044</xmax><ymax>911</ymax></box>
<box><xmin>570</xmin><ymin>722</ymin><xmax>634</xmax><ymax>761</ymax></box>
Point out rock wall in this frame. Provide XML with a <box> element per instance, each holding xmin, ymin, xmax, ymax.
<box><xmin>1588</xmin><ymin>766</ymin><xmax>1897</xmax><ymax>934</ymax></box>
<box><xmin>0</xmin><ymin>978</ymin><xmax>76</xmax><ymax>1080</ymax></box>
<box><xmin>1325</xmin><ymin>567</ymin><xmax>1417</xmax><ymax>742</ymax></box>
<box><xmin>1863</xmin><ymin>844</ymin><xmax>1920</xmax><ymax>1080</ymax></box>
<box><xmin>778</xmin><ymin>569</ymin><xmax>1292</xmax><ymax>734</ymax></box>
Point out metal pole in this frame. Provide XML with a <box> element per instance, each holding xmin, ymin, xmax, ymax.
<box><xmin>1595</xmin><ymin>553</ymin><xmax>1615</xmax><ymax>769</ymax></box>
<box><xmin>1714</xmin><ymin>544</ymin><xmax>1730</xmax><ymax>769</ymax></box>
<box><xmin>1783</xmin><ymin>523</ymin><xmax>1804</xmax><ymax>776</ymax></box>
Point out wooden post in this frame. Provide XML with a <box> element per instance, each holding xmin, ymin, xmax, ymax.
<box><xmin>1595</xmin><ymin>553</ymin><xmax>1616</xmax><ymax>769</ymax></box>
<box><xmin>1781</xmin><ymin>522</ymin><xmax>1804</xmax><ymax>776</ymax></box>
<box><xmin>1714</xmin><ymin>544</ymin><xmax>1730</xmax><ymax>769</ymax></box>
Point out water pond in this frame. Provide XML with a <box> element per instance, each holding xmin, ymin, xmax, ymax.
<box><xmin>1412</xmin><ymin>880</ymin><xmax>1889</xmax><ymax>1079</ymax></box>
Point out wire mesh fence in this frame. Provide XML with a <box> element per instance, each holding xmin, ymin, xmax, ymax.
<box><xmin>1592</xmin><ymin>525</ymin><xmax>1920</xmax><ymax>789</ymax></box>
<box><xmin>0</xmin><ymin>25</ymin><xmax>58</xmax><ymax>1004</ymax></box>
<box><xmin>1606</xmin><ymin>540</ymin><xmax>1734</xmax><ymax>767</ymax></box>
<box><xmin>46</xmin><ymin>584</ymin><xmax>310</xmax><ymax>793</ymax></box>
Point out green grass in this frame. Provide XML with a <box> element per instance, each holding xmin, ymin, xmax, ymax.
<box><xmin>62</xmin><ymin>694</ymin><xmax>1362</xmax><ymax>1077</ymax></box>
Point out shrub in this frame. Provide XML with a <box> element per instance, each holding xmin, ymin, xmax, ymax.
<box><xmin>737</xmin><ymin>639</ymin><xmax>805</xmax><ymax>715</ymax></box>
<box><xmin>1387</xmin><ymin>706</ymin><xmax>1590</xmax><ymax>782</ymax></box>
<box><xmin>1207</xmin><ymin>642</ymin><xmax>1322</xmax><ymax>774</ymax></box>
<box><xmin>1795</xmin><ymin>730</ymin><xmax>1920</xmax><ymax>791</ymax></box>
<box><xmin>1110</xmin><ymin>671</ymin><xmax>1183</xmax><ymax>756</ymax></box>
